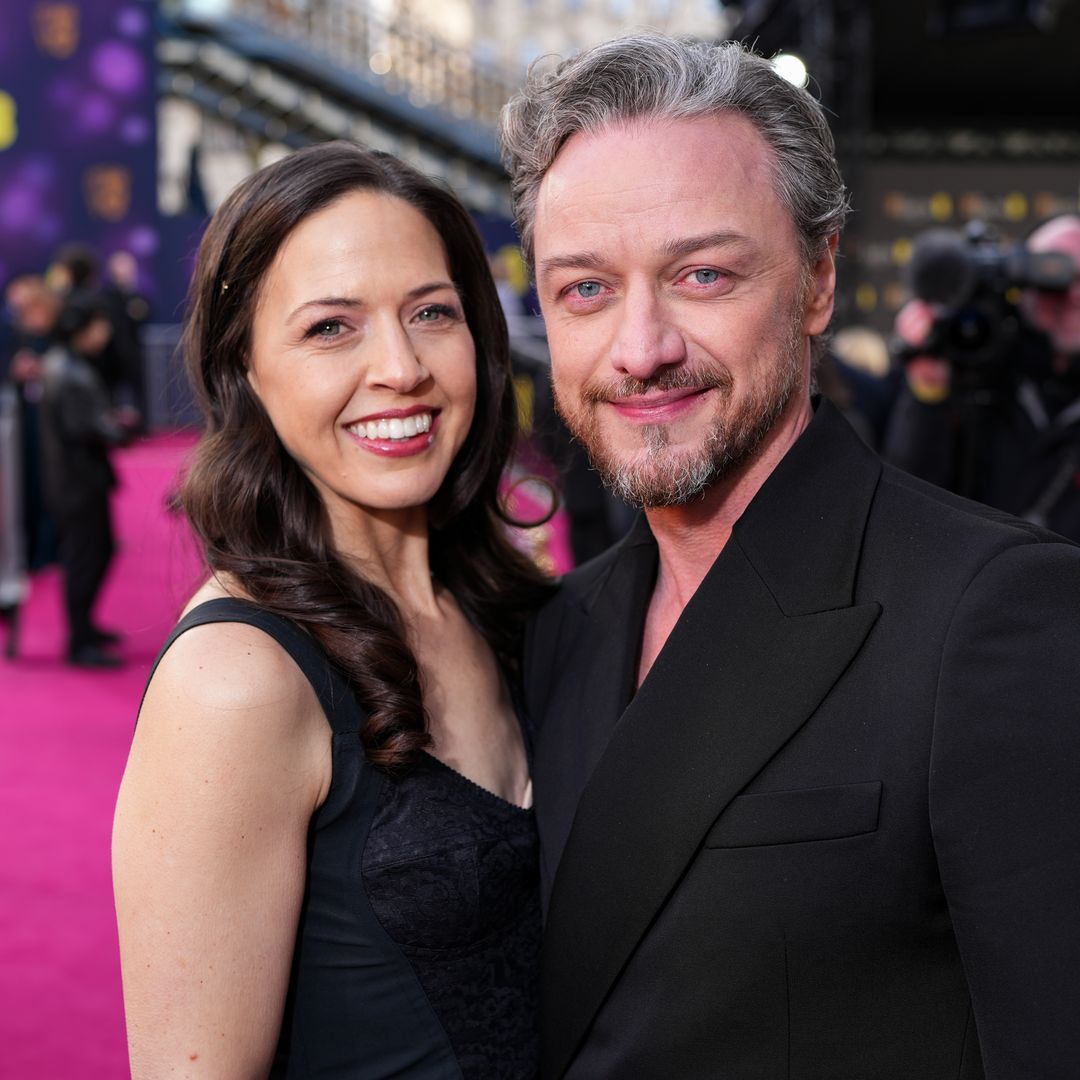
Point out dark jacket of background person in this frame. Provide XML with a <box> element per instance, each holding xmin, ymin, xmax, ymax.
<box><xmin>39</xmin><ymin>341</ymin><xmax>125</xmax><ymax>520</ymax></box>
<box><xmin>50</xmin><ymin>244</ymin><xmax>147</xmax><ymax>423</ymax></box>
<box><xmin>39</xmin><ymin>294</ymin><xmax>129</xmax><ymax>663</ymax></box>
<box><xmin>884</xmin><ymin>345</ymin><xmax>1080</xmax><ymax>542</ymax></box>
<box><xmin>524</xmin><ymin>401</ymin><xmax>1080</xmax><ymax>1080</ymax></box>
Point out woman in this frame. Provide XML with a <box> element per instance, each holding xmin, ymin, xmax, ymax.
<box><xmin>112</xmin><ymin>142</ymin><xmax>552</xmax><ymax>1078</ymax></box>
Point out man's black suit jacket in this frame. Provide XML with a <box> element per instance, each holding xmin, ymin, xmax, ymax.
<box><xmin>524</xmin><ymin>400</ymin><xmax>1080</xmax><ymax>1080</ymax></box>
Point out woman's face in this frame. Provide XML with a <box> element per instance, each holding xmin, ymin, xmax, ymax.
<box><xmin>247</xmin><ymin>191</ymin><xmax>477</xmax><ymax>534</ymax></box>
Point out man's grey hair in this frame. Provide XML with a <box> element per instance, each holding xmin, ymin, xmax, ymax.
<box><xmin>498</xmin><ymin>32</ymin><xmax>850</xmax><ymax>272</ymax></box>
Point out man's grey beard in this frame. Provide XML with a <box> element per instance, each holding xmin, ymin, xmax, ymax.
<box><xmin>553</xmin><ymin>325</ymin><xmax>804</xmax><ymax>509</ymax></box>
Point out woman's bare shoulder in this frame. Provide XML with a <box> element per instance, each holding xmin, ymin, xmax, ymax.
<box><xmin>133</xmin><ymin>592</ymin><xmax>332</xmax><ymax>817</ymax></box>
<box><xmin>145</xmin><ymin>577</ymin><xmax>320</xmax><ymax>739</ymax></box>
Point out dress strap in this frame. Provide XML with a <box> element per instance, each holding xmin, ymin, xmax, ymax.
<box><xmin>142</xmin><ymin>597</ymin><xmax>361</xmax><ymax>735</ymax></box>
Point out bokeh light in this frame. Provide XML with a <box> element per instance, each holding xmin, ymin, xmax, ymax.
<box><xmin>91</xmin><ymin>40</ymin><xmax>146</xmax><ymax>95</ymax></box>
<box><xmin>772</xmin><ymin>53</ymin><xmax>809</xmax><ymax>88</ymax></box>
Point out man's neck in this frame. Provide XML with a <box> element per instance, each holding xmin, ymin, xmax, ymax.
<box><xmin>636</xmin><ymin>395</ymin><xmax>813</xmax><ymax>685</ymax></box>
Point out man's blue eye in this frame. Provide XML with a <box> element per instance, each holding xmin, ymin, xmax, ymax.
<box><xmin>692</xmin><ymin>269</ymin><xmax>720</xmax><ymax>284</ymax></box>
<box><xmin>574</xmin><ymin>282</ymin><xmax>602</xmax><ymax>298</ymax></box>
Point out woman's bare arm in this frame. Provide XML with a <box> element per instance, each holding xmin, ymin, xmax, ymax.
<box><xmin>112</xmin><ymin>620</ymin><xmax>331</xmax><ymax>1078</ymax></box>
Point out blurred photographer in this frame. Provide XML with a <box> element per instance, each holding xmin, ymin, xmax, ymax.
<box><xmin>883</xmin><ymin>214</ymin><xmax>1080</xmax><ymax>541</ymax></box>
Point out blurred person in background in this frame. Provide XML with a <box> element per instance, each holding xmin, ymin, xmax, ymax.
<box><xmin>50</xmin><ymin>243</ymin><xmax>146</xmax><ymax>430</ymax></box>
<box><xmin>821</xmin><ymin>323</ymin><xmax>901</xmax><ymax>449</ymax></box>
<box><xmin>104</xmin><ymin>248</ymin><xmax>151</xmax><ymax>427</ymax></box>
<box><xmin>884</xmin><ymin>213</ymin><xmax>1080</xmax><ymax>540</ymax></box>
<box><xmin>113</xmin><ymin>142</ymin><xmax>552</xmax><ymax>1078</ymax></box>
<box><xmin>40</xmin><ymin>292</ymin><xmax>130</xmax><ymax>668</ymax></box>
<box><xmin>501</xmin><ymin>31</ymin><xmax>1080</xmax><ymax>1079</ymax></box>
<box><xmin>0</xmin><ymin>316</ymin><xmax>28</xmax><ymax>657</ymax></box>
<box><xmin>3</xmin><ymin>271</ymin><xmax>60</xmax><ymax>570</ymax></box>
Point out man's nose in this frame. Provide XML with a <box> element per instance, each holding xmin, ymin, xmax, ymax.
<box><xmin>365</xmin><ymin>317</ymin><xmax>430</xmax><ymax>394</ymax></box>
<box><xmin>608</xmin><ymin>290</ymin><xmax>686</xmax><ymax>381</ymax></box>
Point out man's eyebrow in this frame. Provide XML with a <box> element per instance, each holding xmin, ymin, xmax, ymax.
<box><xmin>285</xmin><ymin>281</ymin><xmax>454</xmax><ymax>324</ymax></box>
<box><xmin>537</xmin><ymin>250</ymin><xmax>607</xmax><ymax>277</ymax></box>
<box><xmin>661</xmin><ymin>231</ymin><xmax>754</xmax><ymax>259</ymax></box>
<box><xmin>538</xmin><ymin>233</ymin><xmax>754</xmax><ymax>278</ymax></box>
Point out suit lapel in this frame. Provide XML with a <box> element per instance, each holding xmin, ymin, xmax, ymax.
<box><xmin>541</xmin><ymin>402</ymin><xmax>884</xmax><ymax>1078</ymax></box>
<box><xmin>531</xmin><ymin>518</ymin><xmax>657</xmax><ymax>904</ymax></box>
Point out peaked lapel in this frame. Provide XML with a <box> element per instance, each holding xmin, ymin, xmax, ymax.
<box><xmin>531</xmin><ymin>518</ymin><xmax>657</xmax><ymax>907</ymax></box>
<box><xmin>541</xmin><ymin>402</ymin><xmax>884</xmax><ymax>1078</ymax></box>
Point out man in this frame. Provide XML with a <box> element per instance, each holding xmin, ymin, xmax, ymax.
<box><xmin>40</xmin><ymin>292</ymin><xmax>129</xmax><ymax>667</ymax></box>
<box><xmin>885</xmin><ymin>214</ymin><xmax>1080</xmax><ymax>541</ymax></box>
<box><xmin>499</xmin><ymin>32</ymin><xmax>1080</xmax><ymax>1079</ymax></box>
<box><xmin>3</xmin><ymin>272</ymin><xmax>60</xmax><ymax>570</ymax></box>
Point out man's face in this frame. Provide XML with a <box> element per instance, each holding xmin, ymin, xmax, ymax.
<box><xmin>1021</xmin><ymin>217</ymin><xmax>1080</xmax><ymax>357</ymax></box>
<box><xmin>5</xmin><ymin>278</ymin><xmax>59</xmax><ymax>336</ymax></box>
<box><xmin>532</xmin><ymin>113</ymin><xmax>835</xmax><ymax>508</ymax></box>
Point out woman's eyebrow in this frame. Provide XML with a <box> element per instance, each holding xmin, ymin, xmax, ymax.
<box><xmin>285</xmin><ymin>281</ymin><xmax>456</xmax><ymax>325</ymax></box>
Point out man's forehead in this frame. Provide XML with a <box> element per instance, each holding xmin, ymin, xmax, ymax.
<box><xmin>533</xmin><ymin>113</ymin><xmax>792</xmax><ymax>269</ymax></box>
<box><xmin>535</xmin><ymin>115</ymin><xmax>776</xmax><ymax>219</ymax></box>
<box><xmin>542</xmin><ymin>112</ymin><xmax>771</xmax><ymax>182</ymax></box>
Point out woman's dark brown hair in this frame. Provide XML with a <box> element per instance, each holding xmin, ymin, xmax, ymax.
<box><xmin>180</xmin><ymin>141</ymin><xmax>552</xmax><ymax>771</ymax></box>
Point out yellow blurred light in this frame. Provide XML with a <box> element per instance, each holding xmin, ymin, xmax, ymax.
<box><xmin>929</xmin><ymin>192</ymin><xmax>953</xmax><ymax>221</ymax></box>
<box><xmin>0</xmin><ymin>90</ymin><xmax>17</xmax><ymax>150</ymax></box>
<box><xmin>1003</xmin><ymin>192</ymin><xmax>1028</xmax><ymax>221</ymax></box>
<box><xmin>891</xmin><ymin>237</ymin><xmax>914</xmax><ymax>266</ymax></box>
<box><xmin>855</xmin><ymin>283</ymin><xmax>878</xmax><ymax>313</ymax></box>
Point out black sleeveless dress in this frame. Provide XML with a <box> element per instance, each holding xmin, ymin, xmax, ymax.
<box><xmin>150</xmin><ymin>598</ymin><xmax>540</xmax><ymax>1079</ymax></box>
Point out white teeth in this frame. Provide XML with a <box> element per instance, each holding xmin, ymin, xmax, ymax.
<box><xmin>349</xmin><ymin>413</ymin><xmax>433</xmax><ymax>440</ymax></box>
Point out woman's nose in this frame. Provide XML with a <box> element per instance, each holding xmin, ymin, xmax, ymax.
<box><xmin>365</xmin><ymin>318</ymin><xmax>430</xmax><ymax>394</ymax></box>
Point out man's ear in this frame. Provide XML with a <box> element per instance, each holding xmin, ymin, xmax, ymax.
<box><xmin>803</xmin><ymin>233</ymin><xmax>839</xmax><ymax>337</ymax></box>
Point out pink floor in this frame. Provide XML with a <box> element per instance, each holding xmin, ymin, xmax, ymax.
<box><xmin>0</xmin><ymin>432</ymin><xmax>573</xmax><ymax>1077</ymax></box>
<box><xmin>0</xmin><ymin>433</ymin><xmax>203</xmax><ymax>1079</ymax></box>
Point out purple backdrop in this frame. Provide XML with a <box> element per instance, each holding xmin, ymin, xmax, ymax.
<box><xmin>0</xmin><ymin>0</ymin><xmax>158</xmax><ymax>301</ymax></box>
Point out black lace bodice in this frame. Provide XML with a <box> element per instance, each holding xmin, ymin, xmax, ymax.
<box><xmin>363</xmin><ymin>753</ymin><xmax>540</xmax><ymax>1078</ymax></box>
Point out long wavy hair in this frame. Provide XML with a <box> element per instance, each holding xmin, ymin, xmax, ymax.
<box><xmin>180</xmin><ymin>141</ymin><xmax>553</xmax><ymax>772</ymax></box>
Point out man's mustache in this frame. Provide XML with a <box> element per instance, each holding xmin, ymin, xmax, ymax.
<box><xmin>579</xmin><ymin>366</ymin><xmax>734</xmax><ymax>406</ymax></box>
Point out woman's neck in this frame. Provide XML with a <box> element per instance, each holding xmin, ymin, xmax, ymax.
<box><xmin>329</xmin><ymin>504</ymin><xmax>440</xmax><ymax>615</ymax></box>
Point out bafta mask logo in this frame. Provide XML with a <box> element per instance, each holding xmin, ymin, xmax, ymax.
<box><xmin>84</xmin><ymin>165</ymin><xmax>131</xmax><ymax>221</ymax></box>
<box><xmin>33</xmin><ymin>3</ymin><xmax>80</xmax><ymax>59</ymax></box>
<box><xmin>0</xmin><ymin>91</ymin><xmax>17</xmax><ymax>151</ymax></box>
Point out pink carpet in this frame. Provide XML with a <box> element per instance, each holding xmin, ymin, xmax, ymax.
<box><xmin>0</xmin><ymin>432</ymin><xmax>203</xmax><ymax>1079</ymax></box>
<box><xmin>0</xmin><ymin>432</ymin><xmax>573</xmax><ymax>1077</ymax></box>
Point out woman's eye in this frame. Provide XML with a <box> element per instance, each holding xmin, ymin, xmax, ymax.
<box><xmin>690</xmin><ymin>268</ymin><xmax>721</xmax><ymax>285</ymax></box>
<box><xmin>572</xmin><ymin>281</ymin><xmax>603</xmax><ymax>299</ymax></box>
<box><xmin>416</xmin><ymin>304</ymin><xmax>455</xmax><ymax>323</ymax></box>
<box><xmin>305</xmin><ymin>318</ymin><xmax>343</xmax><ymax>339</ymax></box>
